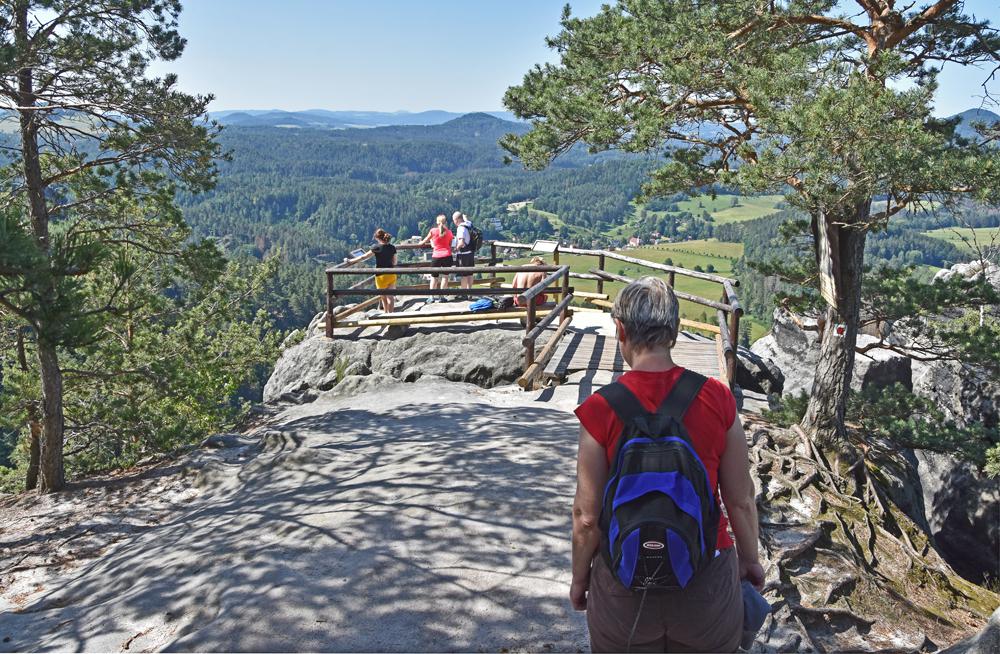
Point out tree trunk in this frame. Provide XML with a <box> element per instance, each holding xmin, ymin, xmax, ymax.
<box><xmin>16</xmin><ymin>326</ymin><xmax>42</xmax><ymax>490</ymax></box>
<box><xmin>16</xmin><ymin>2</ymin><xmax>63</xmax><ymax>492</ymax></box>
<box><xmin>36</xmin><ymin>338</ymin><xmax>65</xmax><ymax>492</ymax></box>
<box><xmin>26</xmin><ymin>417</ymin><xmax>41</xmax><ymax>491</ymax></box>
<box><xmin>802</xmin><ymin>201</ymin><xmax>869</xmax><ymax>449</ymax></box>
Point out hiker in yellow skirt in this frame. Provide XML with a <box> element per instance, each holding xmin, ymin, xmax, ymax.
<box><xmin>372</xmin><ymin>228</ymin><xmax>397</xmax><ymax>313</ymax></box>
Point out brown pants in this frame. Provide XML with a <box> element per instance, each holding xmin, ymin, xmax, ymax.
<box><xmin>586</xmin><ymin>547</ymin><xmax>742</xmax><ymax>653</ymax></box>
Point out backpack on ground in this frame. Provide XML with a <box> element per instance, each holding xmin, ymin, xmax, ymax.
<box><xmin>466</xmin><ymin>223</ymin><xmax>483</xmax><ymax>252</ymax></box>
<box><xmin>468</xmin><ymin>297</ymin><xmax>497</xmax><ymax>312</ymax></box>
<box><xmin>597</xmin><ymin>370</ymin><xmax>720</xmax><ymax>591</ymax></box>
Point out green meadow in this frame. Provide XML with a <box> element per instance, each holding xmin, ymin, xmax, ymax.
<box><xmin>668</xmin><ymin>194</ymin><xmax>786</xmax><ymax>225</ymax></box>
<box><xmin>506</xmin><ymin>238</ymin><xmax>769</xmax><ymax>342</ymax></box>
<box><xmin>922</xmin><ymin>226</ymin><xmax>1000</xmax><ymax>253</ymax></box>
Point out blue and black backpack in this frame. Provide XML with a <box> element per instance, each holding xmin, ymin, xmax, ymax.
<box><xmin>597</xmin><ymin>369</ymin><xmax>720</xmax><ymax>591</ymax></box>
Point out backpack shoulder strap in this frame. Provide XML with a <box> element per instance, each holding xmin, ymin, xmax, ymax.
<box><xmin>595</xmin><ymin>382</ymin><xmax>649</xmax><ymax>425</ymax></box>
<box><xmin>657</xmin><ymin>369</ymin><xmax>708</xmax><ymax>420</ymax></box>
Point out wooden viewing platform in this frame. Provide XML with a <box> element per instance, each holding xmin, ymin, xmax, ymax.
<box><xmin>322</xmin><ymin>239</ymin><xmax>742</xmax><ymax>390</ymax></box>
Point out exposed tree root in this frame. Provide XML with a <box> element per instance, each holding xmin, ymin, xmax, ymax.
<box><xmin>748</xmin><ymin>419</ymin><xmax>997</xmax><ymax>651</ymax></box>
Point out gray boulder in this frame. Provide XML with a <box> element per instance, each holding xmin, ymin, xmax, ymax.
<box><xmin>263</xmin><ymin>337</ymin><xmax>375</xmax><ymax>404</ymax></box>
<box><xmin>941</xmin><ymin>606</ymin><xmax>1000</xmax><ymax>654</ymax></box>
<box><xmin>749</xmin><ymin>310</ymin><xmax>820</xmax><ymax>398</ymax></box>
<box><xmin>913</xmin><ymin>448</ymin><xmax>1000</xmax><ymax>582</ymax></box>
<box><xmin>263</xmin><ymin>325</ymin><xmax>540</xmax><ymax>405</ymax></box>
<box><xmin>854</xmin><ymin>334</ymin><xmax>913</xmax><ymax>392</ymax></box>
<box><xmin>751</xmin><ymin>309</ymin><xmax>912</xmax><ymax>397</ymax></box>
<box><xmin>369</xmin><ymin>326</ymin><xmax>533</xmax><ymax>387</ymax></box>
<box><xmin>735</xmin><ymin>346</ymin><xmax>785</xmax><ymax>395</ymax></box>
<box><xmin>912</xmin><ymin>359</ymin><xmax>1000</xmax><ymax>430</ymax></box>
<box><xmin>934</xmin><ymin>260</ymin><xmax>1000</xmax><ymax>289</ymax></box>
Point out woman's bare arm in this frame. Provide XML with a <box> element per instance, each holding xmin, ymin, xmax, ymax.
<box><xmin>718</xmin><ymin>417</ymin><xmax>764</xmax><ymax>587</ymax></box>
<box><xmin>570</xmin><ymin>426</ymin><xmax>608</xmax><ymax>609</ymax></box>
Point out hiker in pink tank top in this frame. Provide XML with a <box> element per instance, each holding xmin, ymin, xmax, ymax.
<box><xmin>419</xmin><ymin>214</ymin><xmax>454</xmax><ymax>302</ymax></box>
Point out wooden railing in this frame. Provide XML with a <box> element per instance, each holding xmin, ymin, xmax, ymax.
<box><xmin>490</xmin><ymin>240</ymin><xmax>743</xmax><ymax>384</ymax></box>
<box><xmin>324</xmin><ymin>260</ymin><xmax>572</xmax><ymax>389</ymax></box>
<box><xmin>324</xmin><ymin>238</ymin><xmax>741</xmax><ymax>385</ymax></box>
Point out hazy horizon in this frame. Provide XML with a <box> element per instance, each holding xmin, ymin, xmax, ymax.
<box><xmin>153</xmin><ymin>0</ymin><xmax>1000</xmax><ymax>119</ymax></box>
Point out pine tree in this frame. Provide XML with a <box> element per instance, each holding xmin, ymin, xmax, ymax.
<box><xmin>0</xmin><ymin>0</ymin><xmax>222</xmax><ymax>492</ymax></box>
<box><xmin>502</xmin><ymin>0</ymin><xmax>1000</xmax><ymax>448</ymax></box>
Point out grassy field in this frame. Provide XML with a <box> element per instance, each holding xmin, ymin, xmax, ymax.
<box><xmin>507</xmin><ymin>238</ymin><xmax>769</xmax><ymax>342</ymax></box>
<box><xmin>671</xmin><ymin>194</ymin><xmax>786</xmax><ymax>225</ymax></box>
<box><xmin>922</xmin><ymin>226</ymin><xmax>1000</xmax><ymax>253</ymax></box>
<box><xmin>603</xmin><ymin>193</ymin><xmax>786</xmax><ymax>239</ymax></box>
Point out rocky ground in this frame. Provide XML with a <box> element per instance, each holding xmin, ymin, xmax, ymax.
<box><xmin>1</xmin><ymin>299</ymin><xmax>997</xmax><ymax>652</ymax></box>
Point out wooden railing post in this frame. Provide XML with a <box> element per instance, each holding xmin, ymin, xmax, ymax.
<box><xmin>490</xmin><ymin>242</ymin><xmax>497</xmax><ymax>267</ymax></box>
<box><xmin>722</xmin><ymin>281</ymin><xmax>742</xmax><ymax>353</ymax></box>
<box><xmin>525</xmin><ymin>302</ymin><xmax>537</xmax><ymax>369</ymax></box>
<box><xmin>668</xmin><ymin>271</ymin><xmax>676</xmax><ymax>288</ymax></box>
<box><xmin>561</xmin><ymin>269</ymin><xmax>570</xmax><ymax>322</ymax></box>
<box><xmin>325</xmin><ymin>272</ymin><xmax>336</xmax><ymax>338</ymax></box>
<box><xmin>597</xmin><ymin>253</ymin><xmax>606</xmax><ymax>295</ymax></box>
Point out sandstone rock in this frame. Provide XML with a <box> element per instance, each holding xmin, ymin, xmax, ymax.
<box><xmin>854</xmin><ymin>334</ymin><xmax>913</xmax><ymax>392</ymax></box>
<box><xmin>263</xmin><ymin>337</ymin><xmax>375</xmax><ymax>403</ymax></box>
<box><xmin>912</xmin><ymin>359</ymin><xmax>1000</xmax><ymax>430</ymax></box>
<box><xmin>941</xmin><ymin>607</ymin><xmax>1000</xmax><ymax>654</ymax></box>
<box><xmin>263</xmin><ymin>325</ymin><xmax>540</xmax><ymax>405</ymax></box>
<box><xmin>306</xmin><ymin>310</ymin><xmax>327</xmax><ymax>337</ymax></box>
<box><xmin>913</xmin><ymin>448</ymin><xmax>1000</xmax><ymax>582</ymax></box>
<box><xmin>752</xmin><ymin>309</ymin><xmax>911</xmax><ymax>397</ymax></box>
<box><xmin>279</xmin><ymin>329</ymin><xmax>303</xmax><ymax>350</ymax></box>
<box><xmin>749</xmin><ymin>309</ymin><xmax>820</xmax><ymax>398</ymax></box>
<box><xmin>735</xmin><ymin>346</ymin><xmax>785</xmax><ymax>395</ymax></box>
<box><xmin>369</xmin><ymin>326</ymin><xmax>532</xmax><ymax>387</ymax></box>
<box><xmin>934</xmin><ymin>260</ymin><xmax>1000</xmax><ymax>290</ymax></box>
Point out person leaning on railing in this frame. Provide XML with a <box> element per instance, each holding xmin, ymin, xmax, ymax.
<box><xmin>419</xmin><ymin>214</ymin><xmax>454</xmax><ymax>303</ymax></box>
<box><xmin>371</xmin><ymin>228</ymin><xmax>397</xmax><ymax>314</ymax></box>
<box><xmin>452</xmin><ymin>211</ymin><xmax>475</xmax><ymax>298</ymax></box>
<box><xmin>570</xmin><ymin>276</ymin><xmax>763</xmax><ymax>652</ymax></box>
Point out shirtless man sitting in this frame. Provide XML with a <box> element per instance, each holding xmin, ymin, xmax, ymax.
<box><xmin>512</xmin><ymin>257</ymin><xmax>548</xmax><ymax>307</ymax></box>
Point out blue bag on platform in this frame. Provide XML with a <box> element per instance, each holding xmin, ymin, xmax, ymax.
<box><xmin>469</xmin><ymin>298</ymin><xmax>495</xmax><ymax>312</ymax></box>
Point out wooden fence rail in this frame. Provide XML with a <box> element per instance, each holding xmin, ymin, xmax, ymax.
<box><xmin>323</xmin><ymin>237</ymin><xmax>742</xmax><ymax>386</ymax></box>
<box><xmin>324</xmin><ymin>263</ymin><xmax>573</xmax><ymax>388</ymax></box>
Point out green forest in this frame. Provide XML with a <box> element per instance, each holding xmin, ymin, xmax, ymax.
<box><xmin>178</xmin><ymin>114</ymin><xmax>998</xmax><ymax>332</ymax></box>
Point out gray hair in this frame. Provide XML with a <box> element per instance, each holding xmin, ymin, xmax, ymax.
<box><xmin>612</xmin><ymin>277</ymin><xmax>680</xmax><ymax>351</ymax></box>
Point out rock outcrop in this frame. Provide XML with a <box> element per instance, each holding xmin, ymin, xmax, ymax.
<box><xmin>749</xmin><ymin>309</ymin><xmax>911</xmax><ymax>398</ymax></box>
<box><xmin>942</xmin><ymin>607</ymin><xmax>1000</xmax><ymax>654</ymax></box>
<box><xmin>735</xmin><ymin>346</ymin><xmax>785</xmax><ymax>396</ymax></box>
<box><xmin>912</xmin><ymin>359</ymin><xmax>1000</xmax><ymax>430</ymax></box>
<box><xmin>913</xmin><ymin>448</ymin><xmax>1000</xmax><ymax>581</ymax></box>
<box><xmin>264</xmin><ymin>321</ymin><xmax>545</xmax><ymax>404</ymax></box>
<box><xmin>749</xmin><ymin>301</ymin><xmax>1000</xmax><ymax>585</ymax></box>
<box><xmin>934</xmin><ymin>259</ymin><xmax>1000</xmax><ymax>288</ymax></box>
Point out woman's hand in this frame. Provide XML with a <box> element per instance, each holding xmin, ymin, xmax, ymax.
<box><xmin>569</xmin><ymin>578</ymin><xmax>589</xmax><ymax>611</ymax></box>
<box><xmin>740</xmin><ymin>559</ymin><xmax>765</xmax><ymax>589</ymax></box>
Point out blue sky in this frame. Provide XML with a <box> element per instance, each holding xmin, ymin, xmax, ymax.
<box><xmin>157</xmin><ymin>0</ymin><xmax>999</xmax><ymax>117</ymax></box>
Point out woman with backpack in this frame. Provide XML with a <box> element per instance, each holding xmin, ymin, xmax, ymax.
<box><xmin>419</xmin><ymin>214</ymin><xmax>454</xmax><ymax>302</ymax></box>
<box><xmin>570</xmin><ymin>277</ymin><xmax>763</xmax><ymax>652</ymax></box>
<box><xmin>371</xmin><ymin>228</ymin><xmax>397</xmax><ymax>314</ymax></box>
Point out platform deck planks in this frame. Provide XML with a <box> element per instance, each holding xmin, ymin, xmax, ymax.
<box><xmin>543</xmin><ymin>332</ymin><xmax>723</xmax><ymax>381</ymax></box>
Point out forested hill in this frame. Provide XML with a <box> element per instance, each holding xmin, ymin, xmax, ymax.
<box><xmin>177</xmin><ymin>109</ymin><xmax>997</xmax><ymax>330</ymax></box>
<box><xmin>177</xmin><ymin>113</ymin><xmax>656</xmax><ymax>328</ymax></box>
<box><xmin>208</xmin><ymin>108</ymin><xmax>522</xmax><ymax>129</ymax></box>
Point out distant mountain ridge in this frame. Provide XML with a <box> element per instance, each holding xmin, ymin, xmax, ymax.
<box><xmin>208</xmin><ymin>108</ymin><xmax>522</xmax><ymax>129</ymax></box>
<box><xmin>949</xmin><ymin>108</ymin><xmax>1000</xmax><ymax>139</ymax></box>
